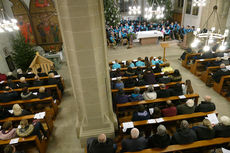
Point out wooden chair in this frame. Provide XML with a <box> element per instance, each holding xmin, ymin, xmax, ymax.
<box><xmin>190</xmin><ymin>58</ymin><xmax>217</xmax><ymax>76</ymax></box>
<box><xmin>125</xmin><ymin>137</ymin><xmax>230</xmax><ymax>153</ymax></box>
<box><xmin>213</xmin><ymin>75</ymin><xmax>230</xmax><ymax>94</ymax></box>
<box><xmin>182</xmin><ymin>53</ymin><xmax>201</xmax><ymax>69</ymax></box>
<box><xmin>107</xmin><ymin>39</ymin><xmax>116</xmax><ymax>48</ymax></box>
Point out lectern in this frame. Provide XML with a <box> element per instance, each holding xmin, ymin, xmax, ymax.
<box><xmin>160</xmin><ymin>42</ymin><xmax>169</xmax><ymax>62</ymax></box>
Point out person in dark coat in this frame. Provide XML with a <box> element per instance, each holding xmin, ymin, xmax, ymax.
<box><xmin>132</xmin><ymin>105</ymin><xmax>150</xmax><ymax>121</ymax></box>
<box><xmin>25</xmin><ymin>68</ymin><xmax>36</xmax><ymax>79</ymax></box>
<box><xmin>48</xmin><ymin>66</ymin><xmax>58</xmax><ymax>75</ymax></box>
<box><xmin>88</xmin><ymin>134</ymin><xmax>115</xmax><ymax>153</ymax></box>
<box><xmin>195</xmin><ymin>95</ymin><xmax>216</xmax><ymax>112</ymax></box>
<box><xmin>37</xmin><ymin>87</ymin><xmax>50</xmax><ymax>99</ymax></box>
<box><xmin>153</xmin><ymin>63</ymin><xmax>162</xmax><ymax>73</ymax></box>
<box><xmin>177</xmin><ymin>99</ymin><xmax>195</xmax><ymax>114</ymax></box>
<box><xmin>121</xmin><ymin>128</ymin><xmax>147</xmax><ymax>152</ymax></box>
<box><xmin>136</xmin><ymin>74</ymin><xmax>146</xmax><ymax>86</ymax></box>
<box><xmin>115</xmin><ymin>89</ymin><xmax>129</xmax><ymax>104</ymax></box>
<box><xmin>37</xmin><ymin>68</ymin><xmax>48</xmax><ymax>77</ymax></box>
<box><xmin>162</xmin><ymin>100</ymin><xmax>177</xmax><ymax>117</ymax></box>
<box><xmin>112</xmin><ymin>68</ymin><xmax>125</xmax><ymax>78</ymax></box>
<box><xmin>214</xmin><ymin>116</ymin><xmax>230</xmax><ymax>138</ymax></box>
<box><xmin>47</xmin><ymin>73</ymin><xmax>63</xmax><ymax>92</ymax></box>
<box><xmin>0</xmin><ymin>106</ymin><xmax>12</xmax><ymax>120</ymax></box>
<box><xmin>0</xmin><ymin>86</ymin><xmax>18</xmax><ymax>102</ymax></box>
<box><xmin>212</xmin><ymin>63</ymin><xmax>230</xmax><ymax>83</ymax></box>
<box><xmin>171</xmin><ymin>83</ymin><xmax>183</xmax><ymax>96</ymax></box>
<box><xmin>32</xmin><ymin>76</ymin><xmax>44</xmax><ymax>87</ymax></box>
<box><xmin>158</xmin><ymin>72</ymin><xmax>171</xmax><ymax>84</ymax></box>
<box><xmin>129</xmin><ymin>87</ymin><xmax>144</xmax><ymax>102</ymax></box>
<box><xmin>7</xmin><ymin>79</ymin><xmax>18</xmax><ymax>89</ymax></box>
<box><xmin>4</xmin><ymin>144</ymin><xmax>25</xmax><ymax>153</ymax></box>
<box><xmin>16</xmin><ymin>69</ymin><xmax>24</xmax><ymax>79</ymax></box>
<box><xmin>151</xmin><ymin>107</ymin><xmax>162</xmax><ymax>119</ymax></box>
<box><xmin>6</xmin><ymin>72</ymin><xmax>16</xmax><ymax>80</ymax></box>
<box><xmin>135</xmin><ymin>67</ymin><xmax>143</xmax><ymax>75</ymax></box>
<box><xmin>124</xmin><ymin>77</ymin><xmax>136</xmax><ymax>88</ymax></box>
<box><xmin>124</xmin><ymin>67</ymin><xmax>135</xmax><ymax>77</ymax></box>
<box><xmin>171</xmin><ymin>120</ymin><xmax>197</xmax><ymax>144</ymax></box>
<box><xmin>143</xmin><ymin>67</ymin><xmax>156</xmax><ymax>84</ymax></box>
<box><xmin>20</xmin><ymin>87</ymin><xmax>36</xmax><ymax>100</ymax></box>
<box><xmin>148</xmin><ymin>125</ymin><xmax>171</xmax><ymax>148</ymax></box>
<box><xmin>12</xmin><ymin>104</ymin><xmax>31</xmax><ymax>117</ymax></box>
<box><xmin>18</xmin><ymin>77</ymin><xmax>29</xmax><ymax>88</ymax></box>
<box><xmin>200</xmin><ymin>51</ymin><xmax>216</xmax><ymax>59</ymax></box>
<box><xmin>169</xmin><ymin>69</ymin><xmax>182</xmax><ymax>82</ymax></box>
<box><xmin>156</xmin><ymin>84</ymin><xmax>172</xmax><ymax>98</ymax></box>
<box><xmin>194</xmin><ymin>119</ymin><xmax>215</xmax><ymax>140</ymax></box>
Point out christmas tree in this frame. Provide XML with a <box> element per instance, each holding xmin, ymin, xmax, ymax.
<box><xmin>12</xmin><ymin>34</ymin><xmax>36</xmax><ymax>71</ymax></box>
<box><xmin>104</xmin><ymin>0</ymin><xmax>121</xmax><ymax>27</ymax></box>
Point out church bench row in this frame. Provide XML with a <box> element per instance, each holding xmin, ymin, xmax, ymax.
<box><xmin>0</xmin><ymin>84</ymin><xmax>62</xmax><ymax>102</ymax></box>
<box><xmin>182</xmin><ymin>53</ymin><xmax>201</xmax><ymax>69</ymax></box>
<box><xmin>190</xmin><ymin>58</ymin><xmax>217</xmax><ymax>76</ymax></box>
<box><xmin>109</xmin><ymin>58</ymin><xmax>158</xmax><ymax>66</ymax></box>
<box><xmin>125</xmin><ymin>137</ymin><xmax>230</xmax><ymax>153</ymax></box>
<box><xmin>111</xmin><ymin>81</ymin><xmax>184</xmax><ymax>93</ymax></box>
<box><xmin>0</xmin><ymin>135</ymin><xmax>47</xmax><ymax>153</ymax></box>
<box><xmin>201</xmin><ymin>66</ymin><xmax>221</xmax><ymax>85</ymax></box>
<box><xmin>111</xmin><ymin>72</ymin><xmax>174</xmax><ymax>81</ymax></box>
<box><xmin>0</xmin><ymin>114</ymin><xmax>53</xmax><ymax>134</ymax></box>
<box><xmin>213</xmin><ymin>75</ymin><xmax>230</xmax><ymax>94</ymax></box>
<box><xmin>110</xmin><ymin>63</ymin><xmax>168</xmax><ymax>72</ymax></box>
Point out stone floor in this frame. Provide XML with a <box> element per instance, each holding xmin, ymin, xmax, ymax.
<box><xmin>46</xmin><ymin>41</ymin><xmax>230</xmax><ymax>153</ymax></box>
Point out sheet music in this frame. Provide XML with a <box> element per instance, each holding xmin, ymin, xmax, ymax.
<box><xmin>122</xmin><ymin>122</ymin><xmax>134</xmax><ymax>132</ymax></box>
<box><xmin>10</xmin><ymin>138</ymin><xmax>19</xmax><ymax>144</ymax></box>
<box><xmin>149</xmin><ymin>108</ymin><xmax>154</xmax><ymax>115</ymax></box>
<box><xmin>147</xmin><ymin>119</ymin><xmax>156</xmax><ymax>124</ymax></box>
<box><xmin>206</xmin><ymin>113</ymin><xmax>219</xmax><ymax>125</ymax></box>
<box><xmin>155</xmin><ymin>118</ymin><xmax>164</xmax><ymax>123</ymax></box>
<box><xmin>222</xmin><ymin>148</ymin><xmax>230</xmax><ymax>153</ymax></box>
<box><xmin>179</xmin><ymin>95</ymin><xmax>186</xmax><ymax>99</ymax></box>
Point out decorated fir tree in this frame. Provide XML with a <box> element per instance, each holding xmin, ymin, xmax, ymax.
<box><xmin>104</xmin><ymin>0</ymin><xmax>121</xmax><ymax>27</ymax></box>
<box><xmin>12</xmin><ymin>34</ymin><xmax>36</xmax><ymax>71</ymax></box>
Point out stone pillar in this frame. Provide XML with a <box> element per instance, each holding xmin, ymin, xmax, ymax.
<box><xmin>55</xmin><ymin>0</ymin><xmax>116</xmax><ymax>145</ymax></box>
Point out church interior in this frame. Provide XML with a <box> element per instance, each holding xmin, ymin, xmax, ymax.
<box><xmin>0</xmin><ymin>0</ymin><xmax>230</xmax><ymax>153</ymax></box>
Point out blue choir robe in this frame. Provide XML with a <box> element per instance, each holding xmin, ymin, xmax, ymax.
<box><xmin>112</xmin><ymin>63</ymin><xmax>121</xmax><ymax>69</ymax></box>
<box><xmin>109</xmin><ymin>36</ymin><xmax>115</xmax><ymax>43</ymax></box>
<box><xmin>135</xmin><ymin>61</ymin><xmax>145</xmax><ymax>67</ymax></box>
<box><xmin>129</xmin><ymin>63</ymin><xmax>135</xmax><ymax>68</ymax></box>
<box><xmin>165</xmin><ymin>29</ymin><xmax>171</xmax><ymax>35</ymax></box>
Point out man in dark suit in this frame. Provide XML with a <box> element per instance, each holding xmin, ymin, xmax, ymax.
<box><xmin>25</xmin><ymin>68</ymin><xmax>36</xmax><ymax>78</ymax></box>
<box><xmin>47</xmin><ymin>73</ymin><xmax>63</xmax><ymax>92</ymax></box>
<box><xmin>18</xmin><ymin>77</ymin><xmax>29</xmax><ymax>88</ymax></box>
<box><xmin>0</xmin><ymin>86</ymin><xmax>18</xmax><ymax>102</ymax></box>
<box><xmin>88</xmin><ymin>134</ymin><xmax>115</xmax><ymax>153</ymax></box>
<box><xmin>212</xmin><ymin>63</ymin><xmax>230</xmax><ymax>82</ymax></box>
<box><xmin>158</xmin><ymin>72</ymin><xmax>171</xmax><ymax>84</ymax></box>
<box><xmin>32</xmin><ymin>76</ymin><xmax>44</xmax><ymax>87</ymax></box>
<box><xmin>156</xmin><ymin>84</ymin><xmax>172</xmax><ymax>98</ymax></box>
<box><xmin>37</xmin><ymin>68</ymin><xmax>48</xmax><ymax>77</ymax></box>
<box><xmin>121</xmin><ymin>128</ymin><xmax>147</xmax><ymax>152</ymax></box>
<box><xmin>195</xmin><ymin>95</ymin><xmax>216</xmax><ymax>112</ymax></box>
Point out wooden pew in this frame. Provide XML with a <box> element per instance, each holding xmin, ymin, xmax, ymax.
<box><xmin>125</xmin><ymin>137</ymin><xmax>230</xmax><ymax>153</ymax></box>
<box><xmin>0</xmin><ymin>114</ymin><xmax>53</xmax><ymax>133</ymax></box>
<box><xmin>190</xmin><ymin>58</ymin><xmax>217</xmax><ymax>76</ymax></box>
<box><xmin>111</xmin><ymin>72</ymin><xmax>173</xmax><ymax>82</ymax></box>
<box><xmin>0</xmin><ymin>97</ymin><xmax>58</xmax><ymax>117</ymax></box>
<box><xmin>112</xmin><ymin>81</ymin><xmax>184</xmax><ymax>93</ymax></box>
<box><xmin>213</xmin><ymin>75</ymin><xmax>230</xmax><ymax>94</ymax></box>
<box><xmin>120</xmin><ymin>111</ymin><xmax>217</xmax><ymax>128</ymax></box>
<box><xmin>182</xmin><ymin>53</ymin><xmax>201</xmax><ymax>69</ymax></box>
<box><xmin>201</xmin><ymin>66</ymin><xmax>220</xmax><ymax>85</ymax></box>
<box><xmin>0</xmin><ymin>136</ymin><xmax>47</xmax><ymax>153</ymax></box>
<box><xmin>0</xmin><ymin>84</ymin><xmax>62</xmax><ymax>101</ymax></box>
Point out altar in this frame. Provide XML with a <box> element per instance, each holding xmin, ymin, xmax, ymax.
<box><xmin>136</xmin><ymin>30</ymin><xmax>164</xmax><ymax>45</ymax></box>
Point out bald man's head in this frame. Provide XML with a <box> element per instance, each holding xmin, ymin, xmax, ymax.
<box><xmin>204</xmin><ymin>95</ymin><xmax>211</xmax><ymax>102</ymax></box>
<box><xmin>98</xmin><ymin>134</ymin><xmax>106</xmax><ymax>143</ymax></box>
<box><xmin>131</xmin><ymin>128</ymin><xmax>139</xmax><ymax>139</ymax></box>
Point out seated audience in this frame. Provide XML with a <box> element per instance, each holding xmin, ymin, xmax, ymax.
<box><xmin>32</xmin><ymin>76</ymin><xmax>44</xmax><ymax>87</ymax></box>
<box><xmin>87</xmin><ymin>134</ymin><xmax>115</xmax><ymax>153</ymax></box>
<box><xmin>7</xmin><ymin>72</ymin><xmax>16</xmax><ymax>80</ymax></box>
<box><xmin>7</xmin><ymin>79</ymin><xmax>18</xmax><ymax>89</ymax></box>
<box><xmin>144</xmin><ymin>57</ymin><xmax>150</xmax><ymax>66</ymax></box>
<box><xmin>194</xmin><ymin>119</ymin><xmax>215</xmax><ymax>140</ymax></box>
<box><xmin>37</xmin><ymin>68</ymin><xmax>48</xmax><ymax>77</ymax></box>
<box><xmin>0</xmin><ymin>106</ymin><xmax>12</xmax><ymax>119</ymax></box>
<box><xmin>114</xmin><ymin>78</ymin><xmax>124</xmax><ymax>89</ymax></box>
<box><xmin>18</xmin><ymin>77</ymin><xmax>29</xmax><ymax>88</ymax></box>
<box><xmin>16</xmin><ymin>68</ymin><xmax>24</xmax><ymax>79</ymax></box>
<box><xmin>212</xmin><ymin>63</ymin><xmax>230</xmax><ymax>83</ymax></box>
<box><xmin>171</xmin><ymin>83</ymin><xmax>183</xmax><ymax>96</ymax></box>
<box><xmin>25</xmin><ymin>68</ymin><xmax>35</xmax><ymax>78</ymax></box>
<box><xmin>48</xmin><ymin>66</ymin><xmax>58</xmax><ymax>75</ymax></box>
<box><xmin>12</xmin><ymin>104</ymin><xmax>31</xmax><ymax>117</ymax></box>
<box><xmin>148</xmin><ymin>124</ymin><xmax>171</xmax><ymax>148</ymax></box>
<box><xmin>124</xmin><ymin>77</ymin><xmax>136</xmax><ymax>88</ymax></box>
<box><xmin>214</xmin><ymin>116</ymin><xmax>230</xmax><ymax>137</ymax></box>
<box><xmin>16</xmin><ymin>119</ymin><xmax>47</xmax><ymax>140</ymax></box>
<box><xmin>151</xmin><ymin>107</ymin><xmax>162</xmax><ymax>119</ymax></box>
<box><xmin>111</xmin><ymin>68</ymin><xmax>124</xmax><ymax>78</ymax></box>
<box><xmin>135</xmin><ymin>57</ymin><xmax>145</xmax><ymax>67</ymax></box>
<box><xmin>171</xmin><ymin>120</ymin><xmax>197</xmax><ymax>144</ymax></box>
<box><xmin>112</xmin><ymin>59</ymin><xmax>121</xmax><ymax>70</ymax></box>
<box><xmin>143</xmin><ymin>67</ymin><xmax>156</xmax><ymax>84</ymax></box>
<box><xmin>121</xmin><ymin>128</ymin><xmax>147</xmax><ymax>152</ymax></box>
<box><xmin>182</xmin><ymin>79</ymin><xmax>194</xmax><ymax>95</ymax></box>
<box><xmin>142</xmin><ymin>85</ymin><xmax>157</xmax><ymax>100</ymax></box>
<box><xmin>115</xmin><ymin>89</ymin><xmax>129</xmax><ymax>104</ymax></box>
<box><xmin>156</xmin><ymin>84</ymin><xmax>172</xmax><ymax>98</ymax></box>
<box><xmin>0</xmin><ymin>121</ymin><xmax>16</xmax><ymax>140</ymax></box>
<box><xmin>0</xmin><ymin>86</ymin><xmax>18</xmax><ymax>102</ymax></box>
<box><xmin>170</xmin><ymin>69</ymin><xmax>182</xmax><ymax>82</ymax></box>
<box><xmin>153</xmin><ymin>63</ymin><xmax>162</xmax><ymax>73</ymax></box>
<box><xmin>195</xmin><ymin>95</ymin><xmax>216</xmax><ymax>112</ymax></box>
<box><xmin>126</xmin><ymin>60</ymin><xmax>135</xmax><ymax>68</ymax></box>
<box><xmin>135</xmin><ymin>74</ymin><xmax>146</xmax><ymax>86</ymax></box>
<box><xmin>162</xmin><ymin>63</ymin><xmax>174</xmax><ymax>73</ymax></box>
<box><xmin>47</xmin><ymin>73</ymin><xmax>63</xmax><ymax>92</ymax></box>
<box><xmin>161</xmin><ymin>100</ymin><xmax>177</xmax><ymax>117</ymax></box>
<box><xmin>132</xmin><ymin>105</ymin><xmax>150</xmax><ymax>121</ymax></box>
<box><xmin>129</xmin><ymin>87</ymin><xmax>144</xmax><ymax>102</ymax></box>
<box><xmin>20</xmin><ymin>87</ymin><xmax>36</xmax><ymax>100</ymax></box>
<box><xmin>0</xmin><ymin>72</ymin><xmax>7</xmax><ymax>81</ymax></box>
<box><xmin>124</xmin><ymin>67</ymin><xmax>135</xmax><ymax>76</ymax></box>
<box><xmin>37</xmin><ymin>87</ymin><xmax>50</xmax><ymax>99</ymax></box>
<box><xmin>159</xmin><ymin>72</ymin><xmax>171</xmax><ymax>84</ymax></box>
<box><xmin>135</xmin><ymin>67</ymin><xmax>143</xmax><ymax>75</ymax></box>
<box><xmin>4</xmin><ymin>144</ymin><xmax>25</xmax><ymax>153</ymax></box>
<box><xmin>177</xmin><ymin>99</ymin><xmax>195</xmax><ymax>114</ymax></box>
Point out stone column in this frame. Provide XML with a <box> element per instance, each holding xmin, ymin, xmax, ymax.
<box><xmin>55</xmin><ymin>0</ymin><xmax>116</xmax><ymax>145</ymax></box>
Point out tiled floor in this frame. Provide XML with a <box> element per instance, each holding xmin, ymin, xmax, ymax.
<box><xmin>47</xmin><ymin>41</ymin><xmax>230</xmax><ymax>153</ymax></box>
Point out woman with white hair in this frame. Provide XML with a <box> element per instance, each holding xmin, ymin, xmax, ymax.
<box><xmin>171</xmin><ymin>120</ymin><xmax>197</xmax><ymax>144</ymax></box>
<box><xmin>148</xmin><ymin>124</ymin><xmax>171</xmax><ymax>148</ymax></box>
<box><xmin>142</xmin><ymin>85</ymin><xmax>157</xmax><ymax>100</ymax></box>
<box><xmin>16</xmin><ymin>68</ymin><xmax>24</xmax><ymax>79</ymax></box>
<box><xmin>6</xmin><ymin>72</ymin><xmax>16</xmax><ymax>80</ymax></box>
<box><xmin>214</xmin><ymin>115</ymin><xmax>230</xmax><ymax>138</ymax></box>
<box><xmin>194</xmin><ymin>119</ymin><xmax>215</xmax><ymax>140</ymax></box>
<box><xmin>176</xmin><ymin>99</ymin><xmax>195</xmax><ymax>115</ymax></box>
<box><xmin>12</xmin><ymin>104</ymin><xmax>31</xmax><ymax>117</ymax></box>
